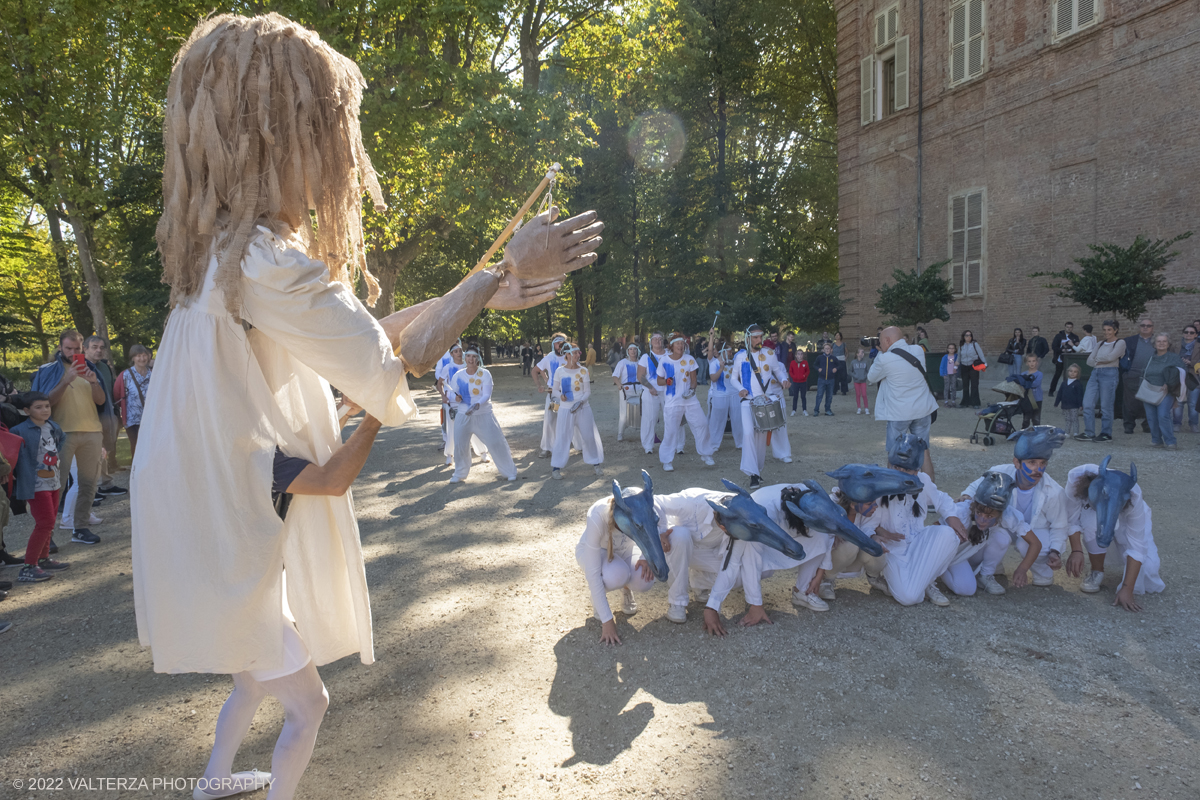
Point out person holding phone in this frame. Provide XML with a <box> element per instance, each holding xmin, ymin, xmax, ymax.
<box><xmin>30</xmin><ymin>330</ymin><xmax>108</xmax><ymax>547</ymax></box>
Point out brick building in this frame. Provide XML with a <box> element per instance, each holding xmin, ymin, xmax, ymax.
<box><xmin>836</xmin><ymin>0</ymin><xmax>1200</xmax><ymax>355</ymax></box>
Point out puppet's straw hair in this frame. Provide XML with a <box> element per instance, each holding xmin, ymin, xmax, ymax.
<box><xmin>157</xmin><ymin>12</ymin><xmax>385</xmax><ymax>317</ymax></box>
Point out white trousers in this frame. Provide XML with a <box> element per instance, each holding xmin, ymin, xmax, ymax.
<box><xmin>707</xmin><ymin>391</ymin><xmax>743</xmax><ymax>452</ymax></box>
<box><xmin>977</xmin><ymin>527</ymin><xmax>1053</xmax><ymax>583</ymax></box>
<box><xmin>598</xmin><ymin>554</ymin><xmax>656</xmax><ymax>595</ymax></box>
<box><xmin>882</xmin><ymin>525</ymin><xmax>960</xmax><ymax>606</ymax></box>
<box><xmin>452</xmin><ymin>407</ymin><xmax>517</xmax><ymax>480</ymax></box>
<box><xmin>682</xmin><ymin>543</ymin><xmax>728</xmax><ymax>597</ymax></box>
<box><xmin>617</xmin><ymin>388</ymin><xmax>642</xmax><ymax>440</ymax></box>
<box><xmin>661</xmin><ymin>398</ymin><xmax>713</xmax><ymax>465</ymax></box>
<box><xmin>443</xmin><ymin>403</ymin><xmax>486</xmax><ymax>461</ymax></box>
<box><xmin>540</xmin><ymin>394</ymin><xmax>558</xmax><ymax>453</ymax></box>
<box><xmin>738</xmin><ymin>401</ymin><xmax>768</xmax><ymax>477</ymax></box>
<box><xmin>1082</xmin><ymin>509</ymin><xmax>1165</xmax><ymax>594</ymax></box>
<box><xmin>639</xmin><ymin>391</ymin><xmax>664</xmax><ymax>453</ymax></box>
<box><xmin>941</xmin><ymin>539</ymin><xmax>988</xmax><ymax>595</ymax></box>
<box><xmin>767</xmin><ymin>392</ymin><xmax>792</xmax><ymax>460</ymax></box>
<box><xmin>551</xmin><ymin>403</ymin><xmax>604</xmax><ymax>469</ymax></box>
<box><xmin>659</xmin><ymin>528</ymin><xmax>720</xmax><ymax>607</ymax></box>
<box><xmin>826</xmin><ymin>538</ymin><xmax>887</xmax><ymax>581</ymax></box>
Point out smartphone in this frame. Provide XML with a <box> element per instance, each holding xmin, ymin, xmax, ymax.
<box><xmin>71</xmin><ymin>353</ymin><xmax>87</xmax><ymax>370</ymax></box>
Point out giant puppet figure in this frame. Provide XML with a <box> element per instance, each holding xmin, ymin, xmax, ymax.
<box><xmin>131</xmin><ymin>14</ymin><xmax>602</xmax><ymax>800</ymax></box>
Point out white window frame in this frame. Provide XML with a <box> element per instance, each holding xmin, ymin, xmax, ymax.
<box><xmin>862</xmin><ymin>18</ymin><xmax>909</xmax><ymax>126</ymax></box>
<box><xmin>948</xmin><ymin>189</ymin><xmax>986</xmax><ymax>298</ymax></box>
<box><xmin>1052</xmin><ymin>0</ymin><xmax>1101</xmax><ymax>41</ymax></box>
<box><xmin>949</xmin><ymin>0</ymin><xmax>987</xmax><ymax>86</ymax></box>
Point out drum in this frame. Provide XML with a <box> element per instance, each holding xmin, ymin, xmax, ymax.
<box><xmin>750</xmin><ymin>394</ymin><xmax>784</xmax><ymax>431</ymax></box>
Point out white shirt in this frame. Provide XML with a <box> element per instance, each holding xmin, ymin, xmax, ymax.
<box><xmin>450</xmin><ymin>367</ymin><xmax>493</xmax><ymax>412</ymax></box>
<box><xmin>708</xmin><ymin>357</ymin><xmax>735</xmax><ymax>395</ymax></box>
<box><xmin>962</xmin><ymin>465</ymin><xmax>1070</xmax><ymax>553</ymax></box>
<box><xmin>729</xmin><ymin>347</ymin><xmax>786</xmax><ymax>400</ymax></box>
<box><xmin>537</xmin><ymin>351</ymin><xmax>566</xmax><ymax>386</ymax></box>
<box><xmin>613</xmin><ymin>358</ymin><xmax>640</xmax><ymax>387</ymax></box>
<box><xmin>576</xmin><ymin>497</ymin><xmax>669</xmax><ymax>623</ymax></box>
<box><xmin>551</xmin><ymin>366</ymin><xmax>591</xmax><ymax>407</ymax></box>
<box><xmin>656</xmin><ymin>353</ymin><xmax>699</xmax><ymax>407</ymax></box>
<box><xmin>866</xmin><ymin>339</ymin><xmax>939</xmax><ymax>421</ymax></box>
<box><xmin>1075</xmin><ymin>335</ymin><xmax>1097</xmax><ymax>354</ymax></box>
<box><xmin>1064</xmin><ymin>465</ymin><xmax>1153</xmax><ymax>565</ymax></box>
<box><xmin>858</xmin><ymin>472</ymin><xmax>960</xmax><ymax>556</ymax></box>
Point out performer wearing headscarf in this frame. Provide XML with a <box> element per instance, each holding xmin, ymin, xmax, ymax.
<box><xmin>448</xmin><ymin>347</ymin><xmax>517</xmax><ymax>483</ymax></box>
<box><xmin>937</xmin><ymin>471</ymin><xmax>1030</xmax><ymax>596</ymax></box>
<box><xmin>435</xmin><ymin>342</ymin><xmax>486</xmax><ymax>466</ymax></box>
<box><xmin>549</xmin><ymin>344</ymin><xmax>604</xmax><ymax>478</ymax></box>
<box><xmin>637</xmin><ymin>332</ymin><xmax>668</xmax><ymax>454</ymax></box>
<box><xmin>611</xmin><ymin>343</ymin><xmax>643</xmax><ymax>441</ymax></box>
<box><xmin>706</xmin><ymin>340</ymin><xmax>743</xmax><ymax>453</ymax></box>
<box><xmin>655</xmin><ymin>332</ymin><xmax>715</xmax><ymax>472</ymax></box>
<box><xmin>532</xmin><ymin>333</ymin><xmax>569</xmax><ymax>458</ymax></box>
<box><xmin>135</xmin><ymin>14</ymin><xmax>603</xmax><ymax>799</ymax></box>
<box><xmin>730</xmin><ymin>324</ymin><xmax>791</xmax><ymax>488</ymax></box>
<box><xmin>1065</xmin><ymin>461</ymin><xmax>1164</xmax><ymax>611</ymax></box>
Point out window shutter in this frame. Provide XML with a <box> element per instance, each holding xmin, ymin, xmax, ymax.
<box><xmin>967</xmin><ymin>0</ymin><xmax>985</xmax><ymax>77</ymax></box>
<box><xmin>861</xmin><ymin>55</ymin><xmax>875</xmax><ymax>125</ymax></box>
<box><xmin>951</xmin><ymin>195</ymin><xmax>966</xmax><ymax>295</ymax></box>
<box><xmin>894</xmin><ymin>36</ymin><xmax>910</xmax><ymax>110</ymax></box>
<box><xmin>966</xmin><ymin>193</ymin><xmax>983</xmax><ymax>296</ymax></box>
<box><xmin>967</xmin><ymin>261</ymin><xmax>982</xmax><ymax>295</ymax></box>
<box><xmin>876</xmin><ymin>13</ymin><xmax>887</xmax><ymax>48</ymax></box>
<box><xmin>950</xmin><ymin>4</ymin><xmax>967</xmax><ymax>83</ymax></box>
<box><xmin>887</xmin><ymin>6</ymin><xmax>899</xmax><ymax>42</ymax></box>
<box><xmin>1077</xmin><ymin>0</ymin><xmax>1096</xmax><ymax>27</ymax></box>
<box><xmin>1055</xmin><ymin>0</ymin><xmax>1074</xmax><ymax>36</ymax></box>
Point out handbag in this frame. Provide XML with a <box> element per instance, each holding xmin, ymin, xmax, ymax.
<box><xmin>1134</xmin><ymin>379</ymin><xmax>1167</xmax><ymax>406</ymax></box>
<box><xmin>997</xmin><ymin>352</ymin><xmax>1015</xmax><ymax>365</ymax></box>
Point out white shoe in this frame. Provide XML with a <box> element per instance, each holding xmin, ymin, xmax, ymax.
<box><xmin>621</xmin><ymin>588</ymin><xmax>638</xmax><ymax>616</ymax></box>
<box><xmin>667</xmin><ymin>604</ymin><xmax>687</xmax><ymax>623</ymax></box>
<box><xmin>693</xmin><ymin>589</ymin><xmax>710</xmax><ymax>604</ymax></box>
<box><xmin>594</xmin><ymin>465</ymin><xmax>604</xmax><ymax>476</ymax></box>
<box><xmin>818</xmin><ymin>581</ymin><xmax>836</xmax><ymax>601</ymax></box>
<box><xmin>802</xmin><ymin>410</ymin><xmax>809</xmax><ymax>416</ymax></box>
<box><xmin>867</xmin><ymin>574</ymin><xmax>892</xmax><ymax>597</ymax></box>
<box><xmin>701</xmin><ymin>455</ymin><xmax>715</xmax><ymax>466</ymax></box>
<box><xmin>482</xmin><ymin>454</ymin><xmax>492</xmax><ymax>463</ymax></box>
<box><xmin>551</xmin><ymin>468</ymin><xmax>563</xmax><ymax>480</ymax></box>
<box><xmin>856</xmin><ymin>408</ymin><xmax>862</xmax><ymax>414</ymax></box>
<box><xmin>1080</xmin><ymin>570</ymin><xmax>1104</xmax><ymax>593</ymax></box>
<box><xmin>791</xmin><ymin>589</ymin><xmax>829</xmax><ymax>612</ymax></box>
<box><xmin>790</xmin><ymin>410</ymin><xmax>796</xmax><ymax>417</ymax></box>
<box><xmin>1033</xmin><ymin>574</ymin><xmax>1054</xmax><ymax>587</ymax></box>
<box><xmin>617</xmin><ymin>436</ymin><xmax>623</xmax><ymax>442</ymax></box>
<box><xmin>449</xmin><ymin>476</ymin><xmax>461</xmax><ymax>483</ymax></box>
<box><xmin>506</xmin><ymin>475</ymin><xmax>517</xmax><ymax>482</ymax></box>
<box><xmin>193</xmin><ymin>770</ymin><xmax>272</xmax><ymax>800</ymax></box>
<box><xmin>865</xmin><ymin>409</ymin><xmax>870</xmax><ymax>414</ymax></box>
<box><xmin>925</xmin><ymin>583</ymin><xmax>950</xmax><ymax>607</ymax></box>
<box><xmin>538</xmin><ymin>449</ymin><xmax>551</xmax><ymax>459</ymax></box>
<box><xmin>978</xmin><ymin>573</ymin><xmax>1006</xmax><ymax>595</ymax></box>
<box><xmin>445</xmin><ymin>456</ymin><xmax>453</xmax><ymax>466</ymax></box>
<box><xmin>662</xmin><ymin>463</ymin><xmax>674</xmax><ymax>472</ymax></box>
<box><xmin>782</xmin><ymin>456</ymin><xmax>793</xmax><ymax>463</ymax></box>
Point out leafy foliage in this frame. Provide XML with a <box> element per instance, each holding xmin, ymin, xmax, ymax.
<box><xmin>781</xmin><ymin>282</ymin><xmax>845</xmax><ymax>333</ymax></box>
<box><xmin>875</xmin><ymin>261</ymin><xmax>954</xmax><ymax>328</ymax></box>
<box><xmin>1030</xmin><ymin>232</ymin><xmax>1195</xmax><ymax>321</ymax></box>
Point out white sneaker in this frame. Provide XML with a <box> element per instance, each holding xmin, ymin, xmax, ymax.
<box><xmin>617</xmin><ymin>436</ymin><xmax>623</xmax><ymax>442</ymax></box>
<box><xmin>701</xmin><ymin>455</ymin><xmax>715</xmax><ymax>466</ymax></box>
<box><xmin>818</xmin><ymin>581</ymin><xmax>836</xmax><ymax>601</ymax></box>
<box><xmin>925</xmin><ymin>583</ymin><xmax>950</xmax><ymax>607</ymax></box>
<box><xmin>621</xmin><ymin>588</ymin><xmax>638</xmax><ymax>616</ymax></box>
<box><xmin>667</xmin><ymin>604</ymin><xmax>687</xmax><ymax>623</ymax></box>
<box><xmin>1080</xmin><ymin>570</ymin><xmax>1104</xmax><ymax>593</ymax></box>
<box><xmin>865</xmin><ymin>409</ymin><xmax>871</xmax><ymax>415</ymax></box>
<box><xmin>663</xmin><ymin>463</ymin><xmax>674</xmax><ymax>472</ymax></box>
<box><xmin>506</xmin><ymin>475</ymin><xmax>517</xmax><ymax>481</ymax></box>
<box><xmin>802</xmin><ymin>410</ymin><xmax>809</xmax><ymax>416</ymax></box>
<box><xmin>978</xmin><ymin>573</ymin><xmax>1006</xmax><ymax>595</ymax></box>
<box><xmin>538</xmin><ymin>449</ymin><xmax>551</xmax><ymax>459</ymax></box>
<box><xmin>782</xmin><ymin>456</ymin><xmax>793</xmax><ymax>463</ymax></box>
<box><xmin>693</xmin><ymin>589</ymin><xmax>710</xmax><ymax>604</ymax></box>
<box><xmin>194</xmin><ymin>770</ymin><xmax>272</xmax><ymax>800</ymax></box>
<box><xmin>790</xmin><ymin>410</ymin><xmax>796</xmax><ymax>417</ymax></box>
<box><xmin>449</xmin><ymin>476</ymin><xmax>460</xmax><ymax>484</ymax></box>
<box><xmin>856</xmin><ymin>408</ymin><xmax>862</xmax><ymax>414</ymax></box>
<box><xmin>867</xmin><ymin>574</ymin><xmax>892</xmax><ymax>597</ymax></box>
<box><xmin>482</xmin><ymin>454</ymin><xmax>492</xmax><ymax>463</ymax></box>
<box><xmin>594</xmin><ymin>465</ymin><xmax>604</xmax><ymax>476</ymax></box>
<box><xmin>791</xmin><ymin>589</ymin><xmax>829</xmax><ymax>612</ymax></box>
<box><xmin>551</xmin><ymin>468</ymin><xmax>563</xmax><ymax>480</ymax></box>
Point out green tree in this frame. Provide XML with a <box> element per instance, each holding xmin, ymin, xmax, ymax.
<box><xmin>781</xmin><ymin>282</ymin><xmax>845</xmax><ymax>333</ymax></box>
<box><xmin>875</xmin><ymin>261</ymin><xmax>954</xmax><ymax>328</ymax></box>
<box><xmin>1030</xmin><ymin>232</ymin><xmax>1195</xmax><ymax>321</ymax></box>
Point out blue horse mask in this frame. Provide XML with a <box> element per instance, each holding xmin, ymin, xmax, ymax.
<box><xmin>1088</xmin><ymin>455</ymin><xmax>1137</xmax><ymax>549</ymax></box>
<box><xmin>1008</xmin><ymin>425</ymin><xmax>1066</xmax><ymax>460</ymax></box>
<box><xmin>706</xmin><ymin>479</ymin><xmax>806</xmax><ymax>565</ymax></box>
<box><xmin>973</xmin><ymin>470</ymin><xmax>1015</xmax><ymax>510</ymax></box>
<box><xmin>611</xmin><ymin>470</ymin><xmax>669</xmax><ymax>582</ymax></box>
<box><xmin>784</xmin><ymin>480</ymin><xmax>883</xmax><ymax>557</ymax></box>
<box><xmin>887</xmin><ymin>433</ymin><xmax>928</xmax><ymax>472</ymax></box>
<box><xmin>824</xmin><ymin>464</ymin><xmax>921</xmax><ymax>504</ymax></box>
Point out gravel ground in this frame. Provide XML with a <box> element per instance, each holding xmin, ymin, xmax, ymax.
<box><xmin>1</xmin><ymin>363</ymin><xmax>1197</xmax><ymax>800</ymax></box>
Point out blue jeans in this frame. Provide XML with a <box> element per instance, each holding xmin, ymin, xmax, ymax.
<box><xmin>886</xmin><ymin>416</ymin><xmax>932</xmax><ymax>448</ymax></box>
<box><xmin>1146</xmin><ymin>395</ymin><xmax>1176</xmax><ymax>445</ymax></box>
<box><xmin>1082</xmin><ymin>367</ymin><xmax>1118</xmax><ymax>437</ymax></box>
<box><xmin>816</xmin><ymin>378</ymin><xmax>835</xmax><ymax>412</ymax></box>
<box><xmin>1173</xmin><ymin>386</ymin><xmax>1199</xmax><ymax>428</ymax></box>
<box><xmin>1007</xmin><ymin>359</ymin><xmax>1020</xmax><ymax>378</ymax></box>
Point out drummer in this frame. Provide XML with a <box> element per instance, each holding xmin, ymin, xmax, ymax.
<box><xmin>611</xmin><ymin>343</ymin><xmax>642</xmax><ymax>442</ymax></box>
<box><xmin>730</xmin><ymin>324</ymin><xmax>790</xmax><ymax>488</ymax></box>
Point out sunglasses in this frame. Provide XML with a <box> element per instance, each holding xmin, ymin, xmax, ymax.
<box><xmin>1186</xmin><ymin>330</ymin><xmax>1197</xmax><ymax>335</ymax></box>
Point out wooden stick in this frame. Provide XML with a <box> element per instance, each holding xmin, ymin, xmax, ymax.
<box><xmin>460</xmin><ymin>163</ymin><xmax>561</xmax><ymax>282</ymax></box>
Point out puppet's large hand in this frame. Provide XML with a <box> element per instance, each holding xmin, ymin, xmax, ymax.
<box><xmin>485</xmin><ymin>276</ymin><xmax>564</xmax><ymax>311</ymax></box>
<box><xmin>501</xmin><ymin>208</ymin><xmax>603</xmax><ymax>281</ymax></box>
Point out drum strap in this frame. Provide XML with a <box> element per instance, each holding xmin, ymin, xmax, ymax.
<box><xmin>748</xmin><ymin>351</ymin><xmax>771</xmax><ymax>397</ymax></box>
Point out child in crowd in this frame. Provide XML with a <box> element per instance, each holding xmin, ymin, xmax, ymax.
<box><xmin>1018</xmin><ymin>353</ymin><xmax>1043</xmax><ymax>428</ymax></box>
<box><xmin>1054</xmin><ymin>363</ymin><xmax>1084</xmax><ymax>436</ymax></box>
<box><xmin>940</xmin><ymin>343</ymin><xmax>958</xmax><ymax>407</ymax></box>
<box><xmin>787</xmin><ymin>353</ymin><xmax>809</xmax><ymax>416</ymax></box>
<box><xmin>11</xmin><ymin>392</ymin><xmax>70</xmax><ymax>583</ymax></box>
<box><xmin>850</xmin><ymin>348</ymin><xmax>870</xmax><ymax>414</ymax></box>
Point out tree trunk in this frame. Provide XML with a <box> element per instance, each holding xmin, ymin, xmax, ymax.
<box><xmin>368</xmin><ymin>217</ymin><xmax>452</xmax><ymax>319</ymax></box>
<box><xmin>631</xmin><ymin>174</ymin><xmax>641</xmax><ymax>342</ymax></box>
<box><xmin>715</xmin><ymin>83</ymin><xmax>728</xmax><ymax>274</ymax></box>
<box><xmin>573</xmin><ymin>277</ymin><xmax>587</xmax><ymax>348</ymax></box>
<box><xmin>45</xmin><ymin>207</ymin><xmax>92</xmax><ymax>334</ymax></box>
<box><xmin>64</xmin><ymin>210</ymin><xmax>108</xmax><ymax>339</ymax></box>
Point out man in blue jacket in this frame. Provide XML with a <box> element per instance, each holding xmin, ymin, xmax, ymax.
<box><xmin>30</xmin><ymin>330</ymin><xmax>108</xmax><ymax>546</ymax></box>
<box><xmin>1120</xmin><ymin>318</ymin><xmax>1155</xmax><ymax>435</ymax></box>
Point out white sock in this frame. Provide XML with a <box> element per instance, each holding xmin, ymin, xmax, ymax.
<box><xmin>262</xmin><ymin>662</ymin><xmax>329</xmax><ymax>800</ymax></box>
<box><xmin>203</xmin><ymin>673</ymin><xmax>267</xmax><ymax>786</ymax></box>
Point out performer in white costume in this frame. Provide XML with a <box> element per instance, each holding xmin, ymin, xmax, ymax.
<box><xmin>960</xmin><ymin>426</ymin><xmax>1070</xmax><ymax>592</ymax></box>
<box><xmin>730</xmin><ymin>324</ymin><xmax>790</xmax><ymax>487</ymax></box>
<box><xmin>637</xmin><ymin>332</ymin><xmax>668</xmax><ymax>454</ymax></box>
<box><xmin>937</xmin><ymin>472</ymin><xmax>1032</xmax><ymax>597</ymax></box>
<box><xmin>859</xmin><ymin>434</ymin><xmax>966</xmax><ymax>606</ymax></box>
<box><xmin>448</xmin><ymin>348</ymin><xmax>517</xmax><ymax>483</ymax></box>
<box><xmin>135</xmin><ymin>15</ymin><xmax>604</xmax><ymax>799</ymax></box>
<box><xmin>706</xmin><ymin>340</ymin><xmax>743</xmax><ymax>453</ymax></box>
<box><xmin>532</xmin><ymin>334</ymin><xmax>569</xmax><ymax>458</ymax></box>
<box><xmin>1065</xmin><ymin>461</ymin><xmax>1164</xmax><ymax>610</ymax></box>
<box><xmin>435</xmin><ymin>342</ymin><xmax>487</xmax><ymax>466</ymax></box>
<box><xmin>655</xmin><ymin>487</ymin><xmax>730</xmax><ymax>623</ymax></box>
<box><xmin>611</xmin><ymin>343</ymin><xmax>643</xmax><ymax>441</ymax></box>
<box><xmin>550</xmin><ymin>344</ymin><xmax>604</xmax><ymax>478</ymax></box>
<box><xmin>656</xmin><ymin>331</ymin><xmax>715</xmax><ymax>472</ymax></box>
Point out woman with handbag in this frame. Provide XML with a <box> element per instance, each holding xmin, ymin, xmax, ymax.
<box><xmin>1076</xmin><ymin>322</ymin><xmax>1126</xmax><ymax>442</ymax></box>
<box><xmin>1140</xmin><ymin>333</ymin><xmax>1184</xmax><ymax>450</ymax></box>
<box><xmin>1003</xmin><ymin>328</ymin><xmax>1027</xmax><ymax>378</ymax></box>
<box><xmin>1174</xmin><ymin>324</ymin><xmax>1200</xmax><ymax>433</ymax></box>
<box><xmin>958</xmin><ymin>330</ymin><xmax>987</xmax><ymax>408</ymax></box>
<box><xmin>115</xmin><ymin>344</ymin><xmax>153</xmax><ymax>458</ymax></box>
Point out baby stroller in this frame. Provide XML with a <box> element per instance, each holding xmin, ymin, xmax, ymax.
<box><xmin>969</xmin><ymin>380</ymin><xmax>1033</xmax><ymax>446</ymax></box>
